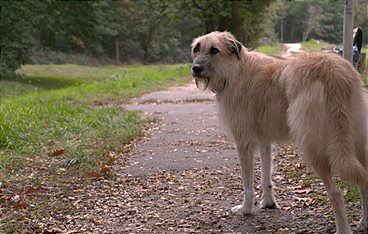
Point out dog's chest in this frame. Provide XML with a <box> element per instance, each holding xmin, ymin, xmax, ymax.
<box><xmin>216</xmin><ymin>89</ymin><xmax>289</xmax><ymax>142</ymax></box>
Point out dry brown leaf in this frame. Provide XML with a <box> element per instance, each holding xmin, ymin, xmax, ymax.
<box><xmin>25</xmin><ymin>186</ymin><xmax>46</xmax><ymax>195</ymax></box>
<box><xmin>48</xmin><ymin>149</ymin><xmax>65</xmax><ymax>157</ymax></box>
<box><xmin>294</xmin><ymin>188</ymin><xmax>313</xmax><ymax>194</ymax></box>
<box><xmin>93</xmin><ymin>218</ymin><xmax>104</xmax><ymax>225</ymax></box>
<box><xmin>100</xmin><ymin>165</ymin><xmax>112</xmax><ymax>174</ymax></box>
<box><xmin>12</xmin><ymin>201</ymin><xmax>30</xmax><ymax>208</ymax></box>
<box><xmin>84</xmin><ymin>171</ymin><xmax>102</xmax><ymax>178</ymax></box>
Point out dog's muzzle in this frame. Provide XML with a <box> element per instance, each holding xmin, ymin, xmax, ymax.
<box><xmin>191</xmin><ymin>64</ymin><xmax>204</xmax><ymax>77</ymax></box>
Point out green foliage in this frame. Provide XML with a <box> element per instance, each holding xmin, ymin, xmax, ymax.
<box><xmin>37</xmin><ymin>1</ymin><xmax>100</xmax><ymax>52</ymax></box>
<box><xmin>1</xmin><ymin>1</ymin><xmax>273</xmax><ymax>72</ymax></box>
<box><xmin>301</xmin><ymin>39</ymin><xmax>335</xmax><ymax>52</ymax></box>
<box><xmin>355</xmin><ymin>1</ymin><xmax>368</xmax><ymax>45</ymax></box>
<box><xmin>0</xmin><ymin>64</ymin><xmax>191</xmax><ymax>170</ymax></box>
<box><xmin>0</xmin><ymin>1</ymin><xmax>43</xmax><ymax>77</ymax></box>
<box><xmin>263</xmin><ymin>0</ymin><xmax>344</xmax><ymax>44</ymax></box>
<box><xmin>190</xmin><ymin>0</ymin><xmax>273</xmax><ymax>48</ymax></box>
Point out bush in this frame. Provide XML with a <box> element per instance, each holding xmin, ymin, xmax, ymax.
<box><xmin>29</xmin><ymin>48</ymin><xmax>113</xmax><ymax>66</ymax></box>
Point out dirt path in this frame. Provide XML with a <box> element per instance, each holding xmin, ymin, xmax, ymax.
<box><xmin>281</xmin><ymin>43</ymin><xmax>303</xmax><ymax>59</ymax></box>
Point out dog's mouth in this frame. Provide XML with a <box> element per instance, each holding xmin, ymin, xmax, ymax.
<box><xmin>194</xmin><ymin>76</ymin><xmax>210</xmax><ymax>90</ymax></box>
<box><xmin>192</xmin><ymin>72</ymin><xmax>208</xmax><ymax>79</ymax></box>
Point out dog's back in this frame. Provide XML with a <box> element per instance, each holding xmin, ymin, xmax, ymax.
<box><xmin>281</xmin><ymin>53</ymin><xmax>368</xmax><ymax>187</ymax></box>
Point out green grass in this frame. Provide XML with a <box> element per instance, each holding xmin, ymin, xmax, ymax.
<box><xmin>301</xmin><ymin>39</ymin><xmax>335</xmax><ymax>52</ymax></box>
<box><xmin>0</xmin><ymin>64</ymin><xmax>191</xmax><ymax>171</ymax></box>
<box><xmin>254</xmin><ymin>43</ymin><xmax>284</xmax><ymax>57</ymax></box>
<box><xmin>0</xmin><ymin>80</ymin><xmax>44</xmax><ymax>97</ymax></box>
<box><xmin>1</xmin><ymin>63</ymin><xmax>192</xmax><ymax>234</ymax></box>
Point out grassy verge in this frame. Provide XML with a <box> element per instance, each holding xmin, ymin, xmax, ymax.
<box><xmin>0</xmin><ymin>64</ymin><xmax>191</xmax><ymax>233</ymax></box>
<box><xmin>1</xmin><ymin>63</ymin><xmax>190</xmax><ymax>161</ymax></box>
<box><xmin>254</xmin><ymin>43</ymin><xmax>284</xmax><ymax>57</ymax></box>
<box><xmin>301</xmin><ymin>39</ymin><xmax>335</xmax><ymax>52</ymax></box>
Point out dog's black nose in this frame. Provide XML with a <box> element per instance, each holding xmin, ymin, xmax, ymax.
<box><xmin>192</xmin><ymin>64</ymin><xmax>203</xmax><ymax>74</ymax></box>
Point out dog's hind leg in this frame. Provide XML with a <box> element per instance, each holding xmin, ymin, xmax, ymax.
<box><xmin>287</xmin><ymin>84</ymin><xmax>352</xmax><ymax>233</ymax></box>
<box><xmin>309</xmin><ymin>154</ymin><xmax>352</xmax><ymax>234</ymax></box>
<box><xmin>259</xmin><ymin>143</ymin><xmax>278</xmax><ymax>209</ymax></box>
<box><xmin>351</xmin><ymin>91</ymin><xmax>368</xmax><ymax>232</ymax></box>
<box><xmin>357</xmin><ymin>188</ymin><xmax>368</xmax><ymax>232</ymax></box>
<box><xmin>231</xmin><ymin>142</ymin><xmax>256</xmax><ymax>215</ymax></box>
<box><xmin>354</xmin><ymin>128</ymin><xmax>368</xmax><ymax>232</ymax></box>
<box><xmin>355</xmin><ymin>136</ymin><xmax>368</xmax><ymax>232</ymax></box>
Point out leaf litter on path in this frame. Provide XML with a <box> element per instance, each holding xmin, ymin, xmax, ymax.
<box><xmin>1</xmin><ymin>84</ymin><xmax>363</xmax><ymax>233</ymax></box>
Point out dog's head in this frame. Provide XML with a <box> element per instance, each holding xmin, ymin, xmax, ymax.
<box><xmin>191</xmin><ymin>31</ymin><xmax>243</xmax><ymax>92</ymax></box>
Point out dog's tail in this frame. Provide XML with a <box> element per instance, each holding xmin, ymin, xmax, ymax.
<box><xmin>325</xmin><ymin>86</ymin><xmax>368</xmax><ymax>188</ymax></box>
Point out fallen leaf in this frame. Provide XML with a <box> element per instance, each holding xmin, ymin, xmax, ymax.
<box><xmin>10</xmin><ymin>194</ymin><xmax>20</xmax><ymax>203</ymax></box>
<box><xmin>104</xmin><ymin>151</ymin><xmax>118</xmax><ymax>161</ymax></box>
<box><xmin>294</xmin><ymin>163</ymin><xmax>306</xmax><ymax>169</ymax></box>
<box><xmin>48</xmin><ymin>149</ymin><xmax>65</xmax><ymax>157</ymax></box>
<box><xmin>25</xmin><ymin>186</ymin><xmax>46</xmax><ymax>195</ymax></box>
<box><xmin>294</xmin><ymin>188</ymin><xmax>313</xmax><ymax>194</ymax></box>
<box><xmin>100</xmin><ymin>165</ymin><xmax>111</xmax><ymax>174</ymax></box>
<box><xmin>293</xmin><ymin>196</ymin><xmax>309</xmax><ymax>202</ymax></box>
<box><xmin>93</xmin><ymin>218</ymin><xmax>104</xmax><ymax>224</ymax></box>
<box><xmin>84</xmin><ymin>171</ymin><xmax>102</xmax><ymax>178</ymax></box>
<box><xmin>13</xmin><ymin>202</ymin><xmax>30</xmax><ymax>208</ymax></box>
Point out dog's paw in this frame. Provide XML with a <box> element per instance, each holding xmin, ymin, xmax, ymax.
<box><xmin>335</xmin><ymin>230</ymin><xmax>353</xmax><ymax>234</ymax></box>
<box><xmin>260</xmin><ymin>199</ymin><xmax>279</xmax><ymax>209</ymax></box>
<box><xmin>356</xmin><ymin>219</ymin><xmax>368</xmax><ymax>232</ymax></box>
<box><xmin>231</xmin><ymin>205</ymin><xmax>252</xmax><ymax>216</ymax></box>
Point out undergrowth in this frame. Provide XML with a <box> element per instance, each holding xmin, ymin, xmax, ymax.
<box><xmin>0</xmin><ymin>64</ymin><xmax>191</xmax><ymax>172</ymax></box>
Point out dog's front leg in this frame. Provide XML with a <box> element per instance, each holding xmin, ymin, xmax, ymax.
<box><xmin>231</xmin><ymin>142</ymin><xmax>256</xmax><ymax>215</ymax></box>
<box><xmin>260</xmin><ymin>143</ymin><xmax>278</xmax><ymax>209</ymax></box>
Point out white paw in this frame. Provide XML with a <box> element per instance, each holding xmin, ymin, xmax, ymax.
<box><xmin>231</xmin><ymin>204</ymin><xmax>252</xmax><ymax>216</ymax></box>
<box><xmin>260</xmin><ymin>198</ymin><xmax>279</xmax><ymax>209</ymax></box>
<box><xmin>356</xmin><ymin>219</ymin><xmax>368</xmax><ymax>232</ymax></box>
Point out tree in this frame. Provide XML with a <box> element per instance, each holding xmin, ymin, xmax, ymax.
<box><xmin>94</xmin><ymin>0</ymin><xmax>134</xmax><ymax>64</ymax></box>
<box><xmin>0</xmin><ymin>0</ymin><xmax>278</xmax><ymax>72</ymax></box>
<box><xmin>302</xmin><ymin>5</ymin><xmax>324</xmax><ymax>41</ymax></box>
<box><xmin>190</xmin><ymin>0</ymin><xmax>273</xmax><ymax>47</ymax></box>
<box><xmin>37</xmin><ymin>1</ymin><xmax>100</xmax><ymax>53</ymax></box>
<box><xmin>264</xmin><ymin>0</ymin><xmax>343</xmax><ymax>43</ymax></box>
<box><xmin>354</xmin><ymin>0</ymin><xmax>368</xmax><ymax>45</ymax></box>
<box><xmin>0</xmin><ymin>1</ymin><xmax>44</xmax><ymax>77</ymax></box>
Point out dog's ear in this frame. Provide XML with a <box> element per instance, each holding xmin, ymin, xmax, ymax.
<box><xmin>225</xmin><ymin>37</ymin><xmax>243</xmax><ymax>60</ymax></box>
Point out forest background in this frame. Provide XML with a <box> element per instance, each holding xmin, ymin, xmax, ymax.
<box><xmin>3</xmin><ymin>0</ymin><xmax>368</xmax><ymax>78</ymax></box>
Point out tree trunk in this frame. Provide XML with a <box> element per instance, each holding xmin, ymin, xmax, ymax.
<box><xmin>343</xmin><ymin>0</ymin><xmax>354</xmax><ymax>63</ymax></box>
<box><xmin>114</xmin><ymin>38</ymin><xmax>120</xmax><ymax>65</ymax></box>
<box><xmin>143</xmin><ymin>47</ymin><xmax>149</xmax><ymax>63</ymax></box>
<box><xmin>280</xmin><ymin>18</ymin><xmax>284</xmax><ymax>42</ymax></box>
<box><xmin>290</xmin><ymin>19</ymin><xmax>296</xmax><ymax>42</ymax></box>
<box><xmin>231</xmin><ymin>1</ymin><xmax>244</xmax><ymax>43</ymax></box>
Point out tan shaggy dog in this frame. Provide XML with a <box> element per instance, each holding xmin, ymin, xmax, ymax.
<box><xmin>191</xmin><ymin>31</ymin><xmax>368</xmax><ymax>233</ymax></box>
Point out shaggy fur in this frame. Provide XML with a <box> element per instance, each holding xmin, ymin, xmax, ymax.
<box><xmin>191</xmin><ymin>31</ymin><xmax>368</xmax><ymax>233</ymax></box>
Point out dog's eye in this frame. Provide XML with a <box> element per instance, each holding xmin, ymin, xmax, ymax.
<box><xmin>210</xmin><ymin>47</ymin><xmax>219</xmax><ymax>55</ymax></box>
<box><xmin>193</xmin><ymin>46</ymin><xmax>200</xmax><ymax>53</ymax></box>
